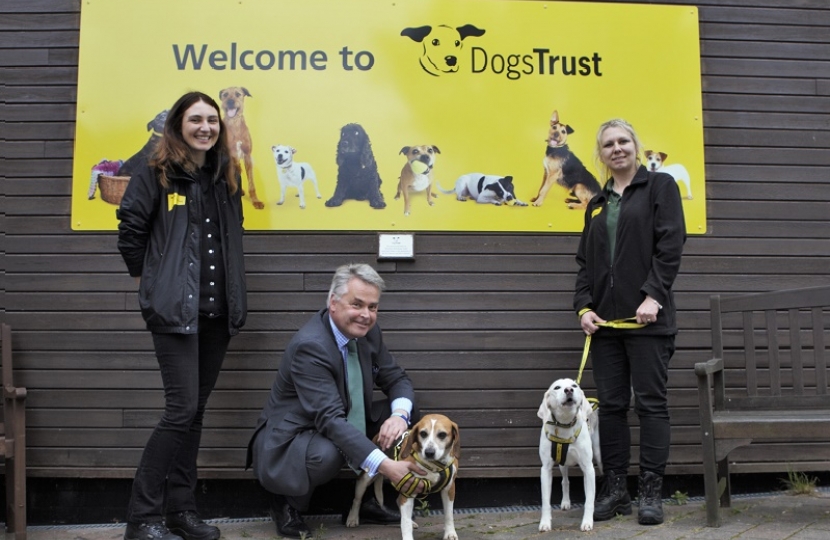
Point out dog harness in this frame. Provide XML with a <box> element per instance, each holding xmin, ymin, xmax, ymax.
<box><xmin>391</xmin><ymin>431</ymin><xmax>456</xmax><ymax>499</ymax></box>
<box><xmin>546</xmin><ymin>398</ymin><xmax>599</xmax><ymax>466</ymax></box>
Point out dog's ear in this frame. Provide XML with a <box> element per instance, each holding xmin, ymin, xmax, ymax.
<box><xmin>290</xmin><ymin>147</ymin><xmax>297</xmax><ymax>155</ymax></box>
<box><xmin>660</xmin><ymin>152</ymin><xmax>668</xmax><ymax>161</ymax></box>
<box><xmin>565</xmin><ymin>125</ymin><xmax>575</xmax><ymax>135</ymax></box>
<box><xmin>271</xmin><ymin>146</ymin><xmax>277</xmax><ymax>152</ymax></box>
<box><xmin>431</xmin><ymin>145</ymin><xmax>441</xmax><ymax>154</ymax></box>
<box><xmin>450</xmin><ymin>420</ymin><xmax>461</xmax><ymax>458</ymax></box>
<box><xmin>645</xmin><ymin>150</ymin><xmax>653</xmax><ymax>158</ymax></box>
<box><xmin>400</xmin><ymin>146</ymin><xmax>411</xmax><ymax>155</ymax></box>
<box><xmin>550</xmin><ymin>110</ymin><xmax>559</xmax><ymax>125</ymax></box>
<box><xmin>401</xmin><ymin>26</ymin><xmax>432</xmax><ymax>43</ymax></box>
<box><xmin>537</xmin><ymin>391</ymin><xmax>551</xmax><ymax>421</ymax></box>
<box><xmin>456</xmin><ymin>24</ymin><xmax>486</xmax><ymax>40</ymax></box>
<box><xmin>242</xmin><ymin>87</ymin><xmax>252</xmax><ymax>97</ymax></box>
<box><xmin>398</xmin><ymin>424</ymin><xmax>417</xmax><ymax>459</ymax></box>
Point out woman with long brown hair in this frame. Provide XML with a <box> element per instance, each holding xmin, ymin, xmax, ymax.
<box><xmin>117</xmin><ymin>91</ymin><xmax>247</xmax><ymax>540</ymax></box>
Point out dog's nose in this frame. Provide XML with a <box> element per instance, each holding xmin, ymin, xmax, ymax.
<box><xmin>445</xmin><ymin>56</ymin><xmax>457</xmax><ymax>67</ymax></box>
<box><xmin>425</xmin><ymin>447</ymin><xmax>436</xmax><ymax>459</ymax></box>
<box><xmin>565</xmin><ymin>387</ymin><xmax>573</xmax><ymax>395</ymax></box>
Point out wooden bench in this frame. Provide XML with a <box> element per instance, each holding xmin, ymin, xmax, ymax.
<box><xmin>695</xmin><ymin>286</ymin><xmax>830</xmax><ymax>527</ymax></box>
<box><xmin>1</xmin><ymin>323</ymin><xmax>27</xmax><ymax>540</ymax></box>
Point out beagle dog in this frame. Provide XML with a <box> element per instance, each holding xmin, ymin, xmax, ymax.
<box><xmin>538</xmin><ymin>378</ymin><xmax>601</xmax><ymax>532</ymax></box>
<box><xmin>346</xmin><ymin>414</ymin><xmax>460</xmax><ymax>540</ymax></box>
<box><xmin>395</xmin><ymin>145</ymin><xmax>440</xmax><ymax>216</ymax></box>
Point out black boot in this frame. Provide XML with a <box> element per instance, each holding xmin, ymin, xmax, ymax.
<box><xmin>637</xmin><ymin>470</ymin><xmax>664</xmax><ymax>525</ymax></box>
<box><xmin>593</xmin><ymin>470</ymin><xmax>632</xmax><ymax>521</ymax></box>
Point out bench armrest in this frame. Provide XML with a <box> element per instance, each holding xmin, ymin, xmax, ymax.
<box><xmin>695</xmin><ymin>357</ymin><xmax>724</xmax><ymax>377</ymax></box>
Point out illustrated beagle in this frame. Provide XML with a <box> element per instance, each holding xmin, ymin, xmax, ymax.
<box><xmin>346</xmin><ymin>414</ymin><xmax>460</xmax><ymax>540</ymax></box>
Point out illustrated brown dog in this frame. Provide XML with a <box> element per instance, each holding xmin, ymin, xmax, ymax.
<box><xmin>219</xmin><ymin>86</ymin><xmax>264</xmax><ymax>209</ymax></box>
<box><xmin>345</xmin><ymin>414</ymin><xmax>460</xmax><ymax>540</ymax></box>
<box><xmin>531</xmin><ymin>110</ymin><xmax>601</xmax><ymax>210</ymax></box>
<box><xmin>395</xmin><ymin>145</ymin><xmax>440</xmax><ymax>216</ymax></box>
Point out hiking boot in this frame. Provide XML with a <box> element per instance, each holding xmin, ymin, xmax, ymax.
<box><xmin>593</xmin><ymin>470</ymin><xmax>632</xmax><ymax>521</ymax></box>
<box><xmin>637</xmin><ymin>470</ymin><xmax>664</xmax><ymax>525</ymax></box>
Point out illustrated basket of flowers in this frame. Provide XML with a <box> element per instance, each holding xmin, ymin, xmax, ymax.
<box><xmin>99</xmin><ymin>175</ymin><xmax>131</xmax><ymax>205</ymax></box>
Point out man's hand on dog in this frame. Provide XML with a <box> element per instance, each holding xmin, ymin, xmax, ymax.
<box><xmin>376</xmin><ymin>414</ymin><xmax>408</xmax><ymax>451</ymax></box>
<box><xmin>378</xmin><ymin>458</ymin><xmax>427</xmax><ymax>496</ymax></box>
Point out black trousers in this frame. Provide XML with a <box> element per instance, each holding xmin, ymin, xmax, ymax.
<box><xmin>590</xmin><ymin>333</ymin><xmax>675</xmax><ymax>476</ymax></box>
<box><xmin>127</xmin><ymin>316</ymin><xmax>231</xmax><ymax>523</ymax></box>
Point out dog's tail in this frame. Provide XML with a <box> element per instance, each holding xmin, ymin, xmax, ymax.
<box><xmin>436</xmin><ymin>180</ymin><xmax>455</xmax><ymax>195</ymax></box>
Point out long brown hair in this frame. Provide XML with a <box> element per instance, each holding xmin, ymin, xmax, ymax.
<box><xmin>151</xmin><ymin>91</ymin><xmax>239</xmax><ymax>193</ymax></box>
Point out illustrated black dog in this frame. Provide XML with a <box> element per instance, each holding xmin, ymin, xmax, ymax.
<box><xmin>325</xmin><ymin>123</ymin><xmax>386</xmax><ymax>209</ymax></box>
<box><xmin>117</xmin><ymin>109</ymin><xmax>168</xmax><ymax>176</ymax></box>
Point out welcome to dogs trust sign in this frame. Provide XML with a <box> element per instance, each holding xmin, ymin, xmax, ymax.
<box><xmin>72</xmin><ymin>0</ymin><xmax>705</xmax><ymax>233</ymax></box>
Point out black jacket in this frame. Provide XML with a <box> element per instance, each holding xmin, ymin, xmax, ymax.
<box><xmin>574</xmin><ymin>165</ymin><xmax>686</xmax><ymax>335</ymax></box>
<box><xmin>116</xmin><ymin>155</ymin><xmax>247</xmax><ymax>335</ymax></box>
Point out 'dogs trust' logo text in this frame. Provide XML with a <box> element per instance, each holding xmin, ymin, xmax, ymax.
<box><xmin>400</xmin><ymin>24</ymin><xmax>486</xmax><ymax>76</ymax></box>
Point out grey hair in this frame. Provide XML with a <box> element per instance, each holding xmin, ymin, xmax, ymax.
<box><xmin>593</xmin><ymin>118</ymin><xmax>643</xmax><ymax>181</ymax></box>
<box><xmin>327</xmin><ymin>263</ymin><xmax>386</xmax><ymax>303</ymax></box>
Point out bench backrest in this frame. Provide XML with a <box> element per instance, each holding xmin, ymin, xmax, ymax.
<box><xmin>711</xmin><ymin>285</ymin><xmax>830</xmax><ymax>409</ymax></box>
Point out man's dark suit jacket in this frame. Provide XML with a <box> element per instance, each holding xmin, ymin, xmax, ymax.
<box><xmin>247</xmin><ymin>308</ymin><xmax>414</xmax><ymax>497</ymax></box>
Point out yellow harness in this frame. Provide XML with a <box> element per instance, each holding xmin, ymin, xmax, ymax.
<box><xmin>391</xmin><ymin>432</ymin><xmax>456</xmax><ymax>499</ymax></box>
<box><xmin>546</xmin><ymin>398</ymin><xmax>599</xmax><ymax>465</ymax></box>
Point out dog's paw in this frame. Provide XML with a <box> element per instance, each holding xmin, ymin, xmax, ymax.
<box><xmin>538</xmin><ymin>518</ymin><xmax>552</xmax><ymax>532</ymax></box>
<box><xmin>344</xmin><ymin>514</ymin><xmax>360</xmax><ymax>528</ymax></box>
<box><xmin>561</xmin><ymin>500</ymin><xmax>571</xmax><ymax>511</ymax></box>
<box><xmin>580</xmin><ymin>518</ymin><xmax>594</xmax><ymax>531</ymax></box>
<box><xmin>532</xmin><ymin>200</ymin><xmax>544</xmax><ymax>207</ymax></box>
<box><xmin>443</xmin><ymin>530</ymin><xmax>458</xmax><ymax>540</ymax></box>
<box><xmin>325</xmin><ymin>198</ymin><xmax>343</xmax><ymax>207</ymax></box>
<box><xmin>514</xmin><ymin>200</ymin><xmax>528</xmax><ymax>206</ymax></box>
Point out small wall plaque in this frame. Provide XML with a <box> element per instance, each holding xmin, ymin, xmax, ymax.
<box><xmin>377</xmin><ymin>233</ymin><xmax>415</xmax><ymax>260</ymax></box>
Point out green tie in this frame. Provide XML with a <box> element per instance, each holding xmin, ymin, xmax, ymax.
<box><xmin>346</xmin><ymin>339</ymin><xmax>366</xmax><ymax>434</ymax></box>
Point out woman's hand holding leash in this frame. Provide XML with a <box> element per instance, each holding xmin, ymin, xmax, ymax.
<box><xmin>580</xmin><ymin>311</ymin><xmax>606</xmax><ymax>335</ymax></box>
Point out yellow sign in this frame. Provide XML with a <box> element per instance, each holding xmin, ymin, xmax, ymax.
<box><xmin>72</xmin><ymin>0</ymin><xmax>706</xmax><ymax>233</ymax></box>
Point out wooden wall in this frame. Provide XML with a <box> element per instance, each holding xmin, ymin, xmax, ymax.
<box><xmin>1</xmin><ymin>0</ymin><xmax>829</xmax><ymax>481</ymax></box>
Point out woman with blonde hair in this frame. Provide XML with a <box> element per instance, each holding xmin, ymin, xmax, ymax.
<box><xmin>574</xmin><ymin>118</ymin><xmax>685</xmax><ymax>526</ymax></box>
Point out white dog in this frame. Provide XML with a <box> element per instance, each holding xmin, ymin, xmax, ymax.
<box><xmin>645</xmin><ymin>150</ymin><xmax>693</xmax><ymax>200</ymax></box>
<box><xmin>271</xmin><ymin>145</ymin><xmax>321</xmax><ymax>208</ymax></box>
<box><xmin>538</xmin><ymin>378</ymin><xmax>602</xmax><ymax>532</ymax></box>
<box><xmin>438</xmin><ymin>173</ymin><xmax>528</xmax><ymax>206</ymax></box>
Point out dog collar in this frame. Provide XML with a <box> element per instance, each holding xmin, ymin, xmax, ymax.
<box><xmin>546</xmin><ymin>417</ymin><xmax>578</xmax><ymax>429</ymax></box>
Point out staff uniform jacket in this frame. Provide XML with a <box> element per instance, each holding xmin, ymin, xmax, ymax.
<box><xmin>247</xmin><ymin>308</ymin><xmax>415</xmax><ymax>497</ymax></box>
<box><xmin>574</xmin><ymin>165</ymin><xmax>686</xmax><ymax>336</ymax></box>
<box><xmin>116</xmin><ymin>155</ymin><xmax>247</xmax><ymax>335</ymax></box>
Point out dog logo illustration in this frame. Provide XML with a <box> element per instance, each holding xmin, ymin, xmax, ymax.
<box><xmin>401</xmin><ymin>24</ymin><xmax>485</xmax><ymax>76</ymax></box>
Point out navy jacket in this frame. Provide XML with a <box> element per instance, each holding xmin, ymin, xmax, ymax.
<box><xmin>116</xmin><ymin>154</ymin><xmax>247</xmax><ymax>335</ymax></box>
<box><xmin>574</xmin><ymin>165</ymin><xmax>686</xmax><ymax>335</ymax></box>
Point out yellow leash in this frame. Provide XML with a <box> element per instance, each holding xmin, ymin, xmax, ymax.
<box><xmin>576</xmin><ymin>317</ymin><xmax>645</xmax><ymax>384</ymax></box>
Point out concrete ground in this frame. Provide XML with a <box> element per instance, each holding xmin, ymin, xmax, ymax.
<box><xmin>20</xmin><ymin>488</ymin><xmax>830</xmax><ymax>540</ymax></box>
